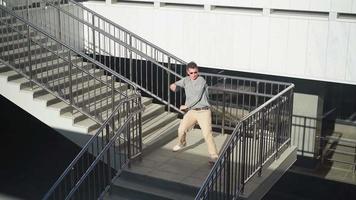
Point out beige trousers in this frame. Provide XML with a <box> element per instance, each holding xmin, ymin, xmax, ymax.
<box><xmin>177</xmin><ymin>109</ymin><xmax>218</xmax><ymax>158</ymax></box>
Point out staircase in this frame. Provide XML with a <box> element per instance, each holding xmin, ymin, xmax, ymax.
<box><xmin>108</xmin><ymin>171</ymin><xmax>198</xmax><ymax>200</ymax></box>
<box><xmin>322</xmin><ymin>133</ymin><xmax>356</xmax><ymax>172</ymax></box>
<box><xmin>1</xmin><ymin>1</ymin><xmax>296</xmax><ymax>200</ymax></box>
<box><xmin>0</xmin><ymin>1</ymin><xmax>180</xmax><ymax>149</ymax></box>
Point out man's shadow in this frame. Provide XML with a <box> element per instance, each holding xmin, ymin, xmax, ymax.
<box><xmin>182</xmin><ymin>125</ymin><xmax>229</xmax><ymax>152</ymax></box>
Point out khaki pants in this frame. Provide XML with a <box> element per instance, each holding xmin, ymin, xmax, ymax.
<box><xmin>177</xmin><ymin>109</ymin><xmax>218</xmax><ymax>158</ymax></box>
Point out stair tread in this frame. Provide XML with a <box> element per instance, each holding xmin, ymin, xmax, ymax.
<box><xmin>0</xmin><ymin>30</ymin><xmax>41</xmax><ymax>48</ymax></box>
<box><xmin>31</xmin><ymin>68</ymin><xmax>102</xmax><ymax>90</ymax></box>
<box><xmin>113</xmin><ymin>171</ymin><xmax>196</xmax><ymax>200</ymax></box>
<box><xmin>30</xmin><ymin>60</ymin><xmax>89</xmax><ymax>79</ymax></box>
<box><xmin>99</xmin><ymin>96</ymin><xmax>151</xmax><ymax>120</ymax></box>
<box><xmin>142</xmin><ymin>118</ymin><xmax>180</xmax><ymax>146</ymax></box>
<box><xmin>142</xmin><ymin>112</ymin><xmax>177</xmax><ymax>134</ymax></box>
<box><xmin>1</xmin><ymin>41</ymin><xmax>56</xmax><ymax>56</ymax></box>
<box><xmin>61</xmin><ymin>92</ymin><xmax>133</xmax><ymax>119</ymax></box>
<box><xmin>0</xmin><ymin>69</ymin><xmax>18</xmax><ymax>77</ymax></box>
<box><xmin>35</xmin><ymin>92</ymin><xmax>58</xmax><ymax>103</ymax></box>
<box><xmin>142</xmin><ymin>104</ymin><xmax>164</xmax><ymax>119</ymax></box>
<box><xmin>74</xmin><ymin>117</ymin><xmax>100</xmax><ymax>132</ymax></box>
<box><xmin>13</xmin><ymin>50</ymin><xmax>68</xmax><ymax>65</ymax></box>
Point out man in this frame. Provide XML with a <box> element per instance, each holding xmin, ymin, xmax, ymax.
<box><xmin>169</xmin><ymin>61</ymin><xmax>219</xmax><ymax>164</ymax></box>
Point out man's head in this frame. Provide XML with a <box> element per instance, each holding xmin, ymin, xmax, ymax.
<box><xmin>186</xmin><ymin>61</ymin><xmax>199</xmax><ymax>80</ymax></box>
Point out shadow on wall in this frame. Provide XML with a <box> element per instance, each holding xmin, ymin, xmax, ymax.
<box><xmin>0</xmin><ymin>95</ymin><xmax>81</xmax><ymax>200</ymax></box>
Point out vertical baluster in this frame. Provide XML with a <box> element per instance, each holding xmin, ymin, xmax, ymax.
<box><xmin>167</xmin><ymin>57</ymin><xmax>171</xmax><ymax>112</ymax></box>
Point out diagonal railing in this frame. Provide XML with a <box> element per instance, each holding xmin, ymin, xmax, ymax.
<box><xmin>42</xmin><ymin>94</ymin><xmax>143</xmax><ymax>200</ymax></box>
<box><xmin>8</xmin><ymin>0</ymin><xmax>186</xmax><ymax>113</ymax></box>
<box><xmin>0</xmin><ymin>1</ymin><xmax>139</xmax><ymax>124</ymax></box>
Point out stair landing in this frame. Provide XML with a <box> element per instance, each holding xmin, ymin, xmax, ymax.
<box><xmin>124</xmin><ymin>129</ymin><xmax>229</xmax><ymax>187</ymax></box>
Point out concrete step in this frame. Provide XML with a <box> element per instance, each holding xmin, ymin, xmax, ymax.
<box><xmin>10</xmin><ymin>1</ymin><xmax>42</xmax><ymax>11</ymax></box>
<box><xmin>110</xmin><ymin>170</ymin><xmax>197</xmax><ymax>200</ymax></box>
<box><xmin>142</xmin><ymin>103</ymin><xmax>165</xmax><ymax>122</ymax></box>
<box><xmin>142</xmin><ymin>118</ymin><xmax>180</xmax><ymax>151</ymax></box>
<box><xmin>43</xmin><ymin>82</ymin><xmax>126</xmax><ymax>108</ymax></box>
<box><xmin>4</xmin><ymin>58</ymin><xmax>85</xmax><ymax>82</ymax></box>
<box><xmin>98</xmin><ymin>95</ymin><xmax>151</xmax><ymax>119</ymax></box>
<box><xmin>61</xmin><ymin>93</ymin><xmax>150</xmax><ymax>124</ymax></box>
<box><xmin>13</xmin><ymin>49</ymin><xmax>70</xmax><ymax>66</ymax></box>
<box><xmin>28</xmin><ymin>68</ymin><xmax>103</xmax><ymax>98</ymax></box>
<box><xmin>74</xmin><ymin>117</ymin><xmax>100</xmax><ymax>133</ymax></box>
<box><xmin>0</xmin><ymin>15</ymin><xmax>16</xmax><ymax>24</ymax></box>
<box><xmin>0</xmin><ymin>34</ymin><xmax>48</xmax><ymax>52</ymax></box>
<box><xmin>43</xmin><ymin>75</ymin><xmax>117</xmax><ymax>108</ymax></box>
<box><xmin>0</xmin><ymin>29</ymin><xmax>36</xmax><ymax>43</ymax></box>
<box><xmin>0</xmin><ymin>64</ymin><xmax>11</xmax><ymax>73</ymax></box>
<box><xmin>142</xmin><ymin>112</ymin><xmax>177</xmax><ymax>137</ymax></box>
<box><xmin>63</xmin><ymin>92</ymin><xmax>133</xmax><ymax>123</ymax></box>
<box><xmin>29</xmin><ymin>59</ymin><xmax>90</xmax><ymax>81</ymax></box>
<box><xmin>0</xmin><ymin>21</ymin><xmax>27</xmax><ymax>32</ymax></box>
<box><xmin>0</xmin><ymin>70</ymin><xmax>23</xmax><ymax>81</ymax></box>
<box><xmin>1</xmin><ymin>41</ymin><xmax>59</xmax><ymax>60</ymax></box>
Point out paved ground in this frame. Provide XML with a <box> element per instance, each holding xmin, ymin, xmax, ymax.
<box><xmin>128</xmin><ymin>129</ymin><xmax>230</xmax><ymax>187</ymax></box>
<box><xmin>291</xmin><ymin>123</ymin><xmax>356</xmax><ymax>185</ymax></box>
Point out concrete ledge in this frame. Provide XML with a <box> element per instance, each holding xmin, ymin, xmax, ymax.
<box><xmin>0</xmin><ymin>71</ymin><xmax>92</xmax><ymax>147</ymax></box>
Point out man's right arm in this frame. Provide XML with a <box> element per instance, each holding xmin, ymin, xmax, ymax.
<box><xmin>170</xmin><ymin>78</ymin><xmax>184</xmax><ymax>92</ymax></box>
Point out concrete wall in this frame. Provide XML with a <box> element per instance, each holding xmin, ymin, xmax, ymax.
<box><xmin>83</xmin><ymin>0</ymin><xmax>356</xmax><ymax>85</ymax></box>
<box><xmin>292</xmin><ymin>93</ymin><xmax>323</xmax><ymax>157</ymax></box>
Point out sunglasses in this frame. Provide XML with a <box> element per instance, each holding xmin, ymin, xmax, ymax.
<box><xmin>188</xmin><ymin>71</ymin><xmax>198</xmax><ymax>75</ymax></box>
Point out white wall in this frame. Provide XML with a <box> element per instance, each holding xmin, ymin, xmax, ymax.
<box><xmin>84</xmin><ymin>0</ymin><xmax>356</xmax><ymax>85</ymax></box>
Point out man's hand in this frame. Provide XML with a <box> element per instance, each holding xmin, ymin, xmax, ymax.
<box><xmin>180</xmin><ymin>105</ymin><xmax>188</xmax><ymax>112</ymax></box>
<box><xmin>170</xmin><ymin>83</ymin><xmax>176</xmax><ymax>92</ymax></box>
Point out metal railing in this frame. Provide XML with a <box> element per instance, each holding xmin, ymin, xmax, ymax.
<box><xmin>195</xmin><ymin>84</ymin><xmax>294</xmax><ymax>199</ymax></box>
<box><xmin>0</xmin><ymin>2</ymin><xmax>144</xmax><ymax>199</ymax></box>
<box><xmin>201</xmin><ymin>72</ymin><xmax>291</xmax><ymax>134</ymax></box>
<box><xmin>0</xmin><ymin>1</ymin><xmax>139</xmax><ymax>124</ymax></box>
<box><xmin>42</xmin><ymin>94</ymin><xmax>143</xmax><ymax>200</ymax></box>
<box><xmin>291</xmin><ymin>109</ymin><xmax>336</xmax><ymax>158</ymax></box>
<box><xmin>1</xmin><ymin>1</ymin><xmax>297</xmax><ymax>199</ymax></box>
<box><xmin>6</xmin><ymin>0</ymin><xmax>186</xmax><ymax>113</ymax></box>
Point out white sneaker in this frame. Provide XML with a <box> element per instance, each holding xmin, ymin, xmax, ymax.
<box><xmin>172</xmin><ymin>143</ymin><xmax>186</xmax><ymax>152</ymax></box>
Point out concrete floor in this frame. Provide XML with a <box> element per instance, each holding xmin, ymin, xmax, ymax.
<box><xmin>291</xmin><ymin>123</ymin><xmax>356</xmax><ymax>185</ymax></box>
<box><xmin>127</xmin><ymin>129</ymin><xmax>230</xmax><ymax>187</ymax></box>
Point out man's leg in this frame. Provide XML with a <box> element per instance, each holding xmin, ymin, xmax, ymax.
<box><xmin>173</xmin><ymin>110</ymin><xmax>197</xmax><ymax>151</ymax></box>
<box><xmin>196</xmin><ymin>110</ymin><xmax>218</xmax><ymax>159</ymax></box>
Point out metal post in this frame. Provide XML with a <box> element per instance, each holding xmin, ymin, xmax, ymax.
<box><xmin>288</xmin><ymin>89</ymin><xmax>294</xmax><ymax>147</ymax></box>
<box><xmin>68</xmin><ymin>51</ymin><xmax>73</xmax><ymax>106</ymax></box>
<box><xmin>92</xmin><ymin>14</ymin><xmax>96</xmax><ymax>59</ymax></box>
<box><xmin>302</xmin><ymin>117</ymin><xmax>306</xmax><ymax>157</ymax></box>
<box><xmin>129</xmin><ymin>34</ymin><xmax>133</xmax><ymax>81</ymax></box>
<box><xmin>274</xmin><ymin>100</ymin><xmax>281</xmax><ymax>160</ymax></box>
<box><xmin>106</xmin><ymin>124</ymin><xmax>112</xmax><ymax>187</ymax></box>
<box><xmin>57</xmin><ymin>0</ymin><xmax>62</xmax><ymax>41</ymax></box>
<box><xmin>221</xmin><ymin>77</ymin><xmax>226</xmax><ymax>134</ymax></box>
<box><xmin>222</xmin><ymin>91</ymin><xmax>226</xmax><ymax>135</ymax></box>
<box><xmin>258</xmin><ymin>109</ymin><xmax>265</xmax><ymax>176</ymax></box>
<box><xmin>225</xmin><ymin>149</ymin><xmax>231</xmax><ymax>199</ymax></box>
<box><xmin>111</xmin><ymin>74</ymin><xmax>115</xmax><ymax>116</ymax></box>
<box><xmin>26</xmin><ymin>0</ymin><xmax>33</xmax><ymax>89</ymax></box>
<box><xmin>127</xmin><ymin>101</ymin><xmax>131</xmax><ymax>167</ymax></box>
<box><xmin>138</xmin><ymin>95</ymin><xmax>143</xmax><ymax>160</ymax></box>
<box><xmin>240</xmin><ymin>126</ymin><xmax>246</xmax><ymax>194</ymax></box>
<box><xmin>167</xmin><ymin>57</ymin><xmax>171</xmax><ymax>112</ymax></box>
